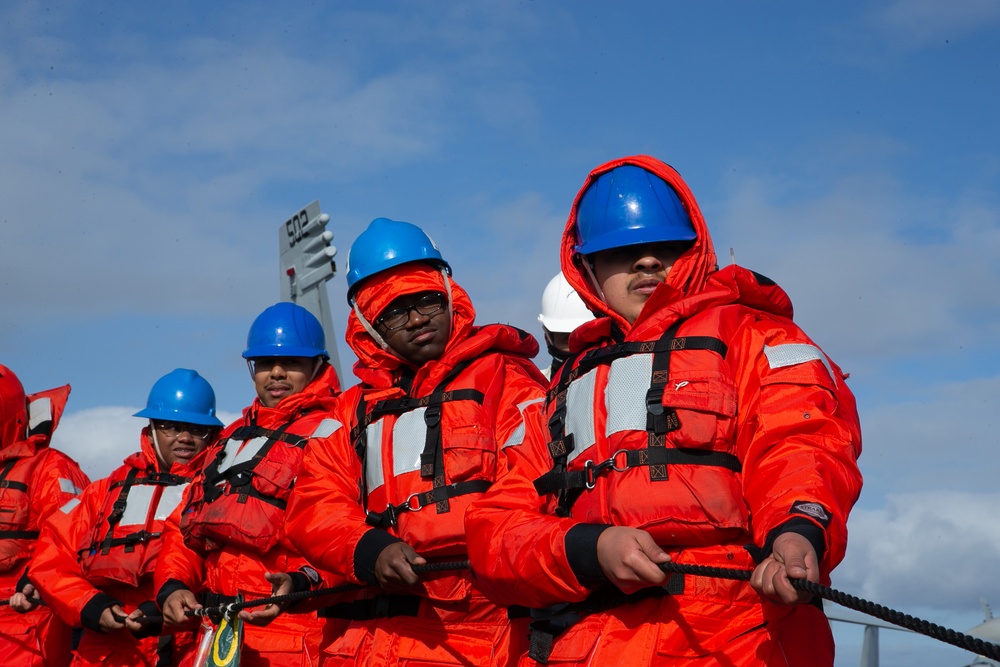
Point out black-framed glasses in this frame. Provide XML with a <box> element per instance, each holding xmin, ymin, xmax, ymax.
<box><xmin>152</xmin><ymin>420</ymin><xmax>216</xmax><ymax>439</ymax></box>
<box><xmin>376</xmin><ymin>293</ymin><xmax>447</xmax><ymax>332</ymax></box>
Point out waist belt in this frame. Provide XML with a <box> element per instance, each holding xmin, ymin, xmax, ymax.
<box><xmin>516</xmin><ymin>573</ymin><xmax>685</xmax><ymax>664</ymax></box>
<box><xmin>319</xmin><ymin>594</ymin><xmax>422</xmax><ymax>620</ymax></box>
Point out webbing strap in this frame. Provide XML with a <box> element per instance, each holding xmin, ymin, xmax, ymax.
<box><xmin>0</xmin><ymin>460</ymin><xmax>26</xmax><ymax>492</ymax></box>
<box><xmin>533</xmin><ymin>447</ymin><xmax>742</xmax><ymax>496</ymax></box>
<box><xmin>524</xmin><ymin>574</ymin><xmax>686</xmax><ymax>664</ymax></box>
<box><xmin>365</xmin><ymin>479</ymin><xmax>492</xmax><ymax>528</ymax></box>
<box><xmin>99</xmin><ymin>467</ymin><xmax>140</xmax><ymax>556</ymax></box>
<box><xmin>353</xmin><ymin>361</ymin><xmax>484</xmax><ymax>518</ymax></box>
<box><xmin>0</xmin><ymin>530</ymin><xmax>39</xmax><ymax>539</ymax></box>
<box><xmin>203</xmin><ymin>419</ymin><xmax>298</xmax><ymax>504</ymax></box>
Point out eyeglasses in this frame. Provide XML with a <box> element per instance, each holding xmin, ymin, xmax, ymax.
<box><xmin>375</xmin><ymin>293</ymin><xmax>447</xmax><ymax>332</ymax></box>
<box><xmin>152</xmin><ymin>420</ymin><xmax>216</xmax><ymax>439</ymax></box>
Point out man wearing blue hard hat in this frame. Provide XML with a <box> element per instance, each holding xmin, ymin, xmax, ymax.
<box><xmin>285</xmin><ymin>218</ymin><xmax>547</xmax><ymax>667</ymax></box>
<box><xmin>467</xmin><ymin>155</ymin><xmax>863</xmax><ymax>666</ymax></box>
<box><xmin>155</xmin><ymin>303</ymin><xmax>341</xmax><ymax>667</ymax></box>
<box><xmin>26</xmin><ymin>368</ymin><xmax>221</xmax><ymax>667</ymax></box>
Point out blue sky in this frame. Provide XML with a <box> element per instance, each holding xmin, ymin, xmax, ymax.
<box><xmin>2</xmin><ymin>2</ymin><xmax>999</xmax><ymax>664</ymax></box>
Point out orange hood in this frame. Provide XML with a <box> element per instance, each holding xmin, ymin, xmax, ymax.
<box><xmin>560</xmin><ymin>155</ymin><xmax>719</xmax><ymax>338</ymax></box>
<box><xmin>346</xmin><ymin>263</ymin><xmax>476</xmax><ymax>389</ymax></box>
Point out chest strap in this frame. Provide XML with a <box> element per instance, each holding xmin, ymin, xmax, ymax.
<box><xmin>539</xmin><ymin>322</ymin><xmax>731</xmax><ymax>516</ymax></box>
<box><xmin>0</xmin><ymin>460</ymin><xmax>39</xmax><ymax>539</ymax></box>
<box><xmin>0</xmin><ymin>459</ymin><xmax>28</xmax><ymax>492</ymax></box>
<box><xmin>82</xmin><ymin>468</ymin><xmax>191</xmax><ymax>557</ymax></box>
<box><xmin>514</xmin><ymin>574</ymin><xmax>686</xmax><ymax>664</ymax></box>
<box><xmin>351</xmin><ymin>361</ymin><xmax>487</xmax><ymax>523</ymax></box>
<box><xmin>202</xmin><ymin>420</ymin><xmax>301</xmax><ymax>507</ymax></box>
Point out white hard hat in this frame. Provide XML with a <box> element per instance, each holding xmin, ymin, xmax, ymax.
<box><xmin>538</xmin><ymin>272</ymin><xmax>595</xmax><ymax>333</ymax></box>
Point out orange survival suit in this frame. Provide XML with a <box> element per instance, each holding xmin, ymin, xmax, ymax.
<box><xmin>0</xmin><ymin>367</ymin><xmax>91</xmax><ymax>667</ymax></box>
<box><xmin>155</xmin><ymin>363</ymin><xmax>340</xmax><ymax>667</ymax></box>
<box><xmin>29</xmin><ymin>427</ymin><xmax>207</xmax><ymax>666</ymax></box>
<box><xmin>286</xmin><ymin>265</ymin><xmax>547</xmax><ymax>667</ymax></box>
<box><xmin>465</xmin><ymin>156</ymin><xmax>864</xmax><ymax>666</ymax></box>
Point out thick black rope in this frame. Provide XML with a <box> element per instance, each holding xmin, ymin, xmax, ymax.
<box><xmin>658</xmin><ymin>561</ymin><xmax>1000</xmax><ymax>661</ymax></box>
<box><xmin>128</xmin><ymin>558</ymin><xmax>1000</xmax><ymax>660</ymax></box>
<box><xmin>138</xmin><ymin>560</ymin><xmax>470</xmax><ymax>625</ymax></box>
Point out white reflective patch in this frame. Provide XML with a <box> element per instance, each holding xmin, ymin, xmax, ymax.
<box><xmin>502</xmin><ymin>398</ymin><xmax>545</xmax><ymax>448</ymax></box>
<box><xmin>311</xmin><ymin>418</ymin><xmax>342</xmax><ymax>439</ymax></box>
<box><xmin>392</xmin><ymin>408</ymin><xmax>428</xmax><ymax>477</ymax></box>
<box><xmin>120</xmin><ymin>485</ymin><xmax>156</xmax><ymax>526</ymax></box>
<box><xmin>606</xmin><ymin>355</ymin><xmax>653</xmax><ymax>437</ymax></box>
<box><xmin>564</xmin><ymin>368</ymin><xmax>598</xmax><ymax>463</ymax></box>
<box><xmin>763</xmin><ymin>344</ymin><xmax>835</xmax><ymax>383</ymax></box>
<box><xmin>60</xmin><ymin>498</ymin><xmax>80</xmax><ymax>514</ymax></box>
<box><xmin>59</xmin><ymin>478</ymin><xmax>83</xmax><ymax>495</ymax></box>
<box><xmin>365</xmin><ymin>419</ymin><xmax>386</xmax><ymax>493</ymax></box>
<box><xmin>28</xmin><ymin>397</ymin><xmax>53</xmax><ymax>431</ymax></box>
<box><xmin>155</xmin><ymin>483</ymin><xmax>188</xmax><ymax>521</ymax></box>
<box><xmin>216</xmin><ymin>436</ymin><xmax>270</xmax><ymax>474</ymax></box>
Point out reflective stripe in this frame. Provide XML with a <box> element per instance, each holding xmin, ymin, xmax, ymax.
<box><xmin>60</xmin><ymin>497</ymin><xmax>80</xmax><ymax>514</ymax></box>
<box><xmin>605</xmin><ymin>355</ymin><xmax>652</xmax><ymax>437</ymax></box>
<box><xmin>119</xmin><ymin>481</ymin><xmax>189</xmax><ymax>525</ymax></box>
<box><xmin>59</xmin><ymin>478</ymin><xmax>83</xmax><ymax>495</ymax></box>
<box><xmin>311</xmin><ymin>418</ymin><xmax>342</xmax><ymax>439</ymax></box>
<box><xmin>216</xmin><ymin>436</ymin><xmax>270</xmax><ymax>474</ymax></box>
<box><xmin>120</xmin><ymin>485</ymin><xmax>156</xmax><ymax>526</ymax></box>
<box><xmin>502</xmin><ymin>398</ymin><xmax>545</xmax><ymax>448</ymax></box>
<box><xmin>155</xmin><ymin>483</ymin><xmax>188</xmax><ymax>521</ymax></box>
<box><xmin>392</xmin><ymin>409</ymin><xmax>427</xmax><ymax>477</ymax></box>
<box><xmin>564</xmin><ymin>368</ymin><xmax>598</xmax><ymax>463</ymax></box>
<box><xmin>365</xmin><ymin>420</ymin><xmax>386</xmax><ymax>493</ymax></box>
<box><xmin>763</xmin><ymin>343</ymin><xmax>835</xmax><ymax>383</ymax></box>
<box><xmin>28</xmin><ymin>397</ymin><xmax>52</xmax><ymax>431</ymax></box>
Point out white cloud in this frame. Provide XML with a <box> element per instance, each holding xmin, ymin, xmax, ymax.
<box><xmin>836</xmin><ymin>492</ymin><xmax>1000</xmax><ymax>614</ymax></box>
<box><xmin>51</xmin><ymin>406</ymin><xmax>241</xmax><ymax>482</ymax></box>
<box><xmin>873</xmin><ymin>0</ymin><xmax>1000</xmax><ymax>48</ymax></box>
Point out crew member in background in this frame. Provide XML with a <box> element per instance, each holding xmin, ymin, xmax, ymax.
<box><xmin>1</xmin><ymin>363</ymin><xmax>90</xmax><ymax>667</ymax></box>
<box><xmin>156</xmin><ymin>303</ymin><xmax>341</xmax><ymax>667</ymax></box>
<box><xmin>27</xmin><ymin>368</ymin><xmax>222</xmax><ymax>667</ymax></box>
<box><xmin>466</xmin><ymin>156</ymin><xmax>863</xmax><ymax>666</ymax></box>
<box><xmin>285</xmin><ymin>218</ymin><xmax>547</xmax><ymax>667</ymax></box>
<box><xmin>537</xmin><ymin>271</ymin><xmax>595</xmax><ymax>380</ymax></box>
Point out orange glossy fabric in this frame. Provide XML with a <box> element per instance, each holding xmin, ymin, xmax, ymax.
<box><xmin>0</xmin><ymin>384</ymin><xmax>89</xmax><ymax>667</ymax></box>
<box><xmin>465</xmin><ymin>155</ymin><xmax>863</xmax><ymax>666</ymax></box>
<box><xmin>29</xmin><ymin>429</ymin><xmax>203</xmax><ymax>666</ymax></box>
<box><xmin>286</xmin><ymin>270</ymin><xmax>546</xmax><ymax>667</ymax></box>
<box><xmin>155</xmin><ymin>364</ymin><xmax>341</xmax><ymax>667</ymax></box>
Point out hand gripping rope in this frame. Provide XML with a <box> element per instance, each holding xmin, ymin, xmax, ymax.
<box><xmin>125</xmin><ymin>559</ymin><xmax>1000</xmax><ymax>660</ymax></box>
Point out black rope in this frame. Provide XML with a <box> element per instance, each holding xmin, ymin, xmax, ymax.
<box><xmin>121</xmin><ymin>557</ymin><xmax>1000</xmax><ymax>660</ymax></box>
<box><xmin>139</xmin><ymin>560</ymin><xmax>471</xmax><ymax>625</ymax></box>
<box><xmin>657</xmin><ymin>561</ymin><xmax>1000</xmax><ymax>661</ymax></box>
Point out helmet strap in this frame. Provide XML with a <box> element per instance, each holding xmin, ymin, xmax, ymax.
<box><xmin>149</xmin><ymin>422</ymin><xmax>168</xmax><ymax>469</ymax></box>
<box><xmin>353</xmin><ymin>303</ymin><xmax>391</xmax><ymax>351</ymax></box>
<box><xmin>580</xmin><ymin>256</ymin><xmax>607</xmax><ymax>303</ymax></box>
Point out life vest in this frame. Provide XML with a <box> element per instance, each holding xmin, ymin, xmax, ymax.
<box><xmin>181</xmin><ymin>416</ymin><xmax>336</xmax><ymax>555</ymax></box>
<box><xmin>352</xmin><ymin>356</ymin><xmax>516</xmax><ymax>558</ymax></box>
<box><xmin>0</xmin><ymin>388</ymin><xmax>76</xmax><ymax>573</ymax></box>
<box><xmin>0</xmin><ymin>456</ymin><xmax>43</xmax><ymax>572</ymax></box>
<box><xmin>533</xmin><ymin>314</ymin><xmax>750</xmax><ymax>547</ymax></box>
<box><xmin>76</xmin><ymin>466</ymin><xmax>192</xmax><ymax>588</ymax></box>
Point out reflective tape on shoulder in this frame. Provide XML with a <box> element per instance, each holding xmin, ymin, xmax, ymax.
<box><xmin>310</xmin><ymin>418</ymin><xmax>343</xmax><ymax>439</ymax></box>
<box><xmin>59</xmin><ymin>478</ymin><xmax>83</xmax><ymax>495</ymax></box>
<box><xmin>29</xmin><ymin>397</ymin><xmax>53</xmax><ymax>431</ymax></box>
<box><xmin>60</xmin><ymin>497</ymin><xmax>81</xmax><ymax>514</ymax></box>
<box><xmin>502</xmin><ymin>397</ymin><xmax>545</xmax><ymax>448</ymax></box>
<box><xmin>763</xmin><ymin>343</ymin><xmax>835</xmax><ymax>382</ymax></box>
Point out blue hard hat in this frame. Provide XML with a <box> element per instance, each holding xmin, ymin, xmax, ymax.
<box><xmin>242</xmin><ymin>302</ymin><xmax>329</xmax><ymax>360</ymax></box>
<box><xmin>134</xmin><ymin>368</ymin><xmax>224</xmax><ymax>427</ymax></box>
<box><xmin>575</xmin><ymin>165</ymin><xmax>696</xmax><ymax>256</ymax></box>
<box><xmin>345</xmin><ymin>218</ymin><xmax>451</xmax><ymax>304</ymax></box>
